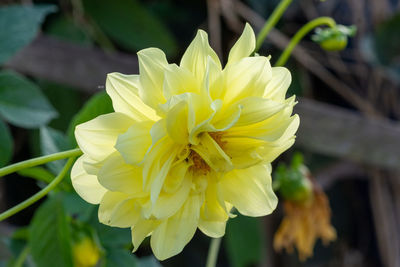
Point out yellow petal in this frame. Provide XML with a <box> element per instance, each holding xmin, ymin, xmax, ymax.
<box><xmin>152</xmin><ymin>175</ymin><xmax>192</xmax><ymax>219</ymax></box>
<box><xmin>198</xmin><ymin>180</ymin><xmax>228</xmax><ymax>238</ymax></box>
<box><xmin>226</xmin><ymin>23</ymin><xmax>256</xmax><ymax>66</ymax></box>
<box><xmin>131</xmin><ymin>219</ymin><xmax>160</xmax><ymax>252</ymax></box>
<box><xmin>221</xmin><ymin>56</ymin><xmax>272</xmax><ymax>105</ymax></box>
<box><xmin>137</xmin><ymin>48</ymin><xmax>168</xmax><ymax>109</ymax></box>
<box><xmin>191</xmin><ymin>132</ymin><xmax>233</xmax><ymax>172</ymax></box>
<box><xmin>257</xmin><ymin>137</ymin><xmax>296</xmax><ymax>162</ymax></box>
<box><xmin>166</xmin><ymin>100</ymin><xmax>189</xmax><ymax>144</ymax></box>
<box><xmin>115</xmin><ymin>121</ymin><xmax>153</xmax><ymax>165</ymax></box>
<box><xmin>98</xmin><ymin>191</ymin><xmax>140</xmax><ymax>228</ymax></box>
<box><xmin>106</xmin><ymin>73</ymin><xmax>159</xmax><ymax>121</ymax></box>
<box><xmin>233</xmin><ymin>97</ymin><xmax>285</xmax><ymax>127</ymax></box>
<box><xmin>180</xmin><ymin>30</ymin><xmax>221</xmax><ymax>80</ymax></box>
<box><xmin>75</xmin><ymin>112</ymin><xmax>134</xmax><ymax>161</ymax></box>
<box><xmin>142</xmin><ymin>137</ymin><xmax>180</xmax><ymax>202</ymax></box>
<box><xmin>163</xmin><ymin>158</ymin><xmax>191</xmax><ymax>193</ymax></box>
<box><xmin>71</xmin><ymin>155</ymin><xmax>107</xmax><ymax>204</ymax></box>
<box><xmin>163</xmin><ymin>64</ymin><xmax>200</xmax><ymax>99</ymax></box>
<box><xmin>97</xmin><ymin>152</ymin><xmax>145</xmax><ymax>196</ymax></box>
<box><xmin>150</xmin><ymin>194</ymin><xmax>201</xmax><ymax>260</ymax></box>
<box><xmin>220</xmin><ymin>164</ymin><xmax>278</xmax><ymax>216</ymax></box>
<box><xmin>221</xmin><ymin>136</ymin><xmax>264</xmax><ymax>169</ymax></box>
<box><xmin>263</xmin><ymin>67</ymin><xmax>292</xmax><ymax>101</ymax></box>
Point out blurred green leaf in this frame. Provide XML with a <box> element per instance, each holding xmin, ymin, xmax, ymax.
<box><xmin>38</xmin><ymin>80</ymin><xmax>84</xmax><ymax>132</ymax></box>
<box><xmin>0</xmin><ymin>70</ymin><xmax>57</xmax><ymax>128</ymax></box>
<box><xmin>62</xmin><ymin>192</ymin><xmax>94</xmax><ymax>222</ymax></box>
<box><xmin>82</xmin><ymin>0</ymin><xmax>177</xmax><ymax>56</ymax></box>
<box><xmin>67</xmin><ymin>91</ymin><xmax>113</xmax><ymax>145</ymax></box>
<box><xmin>29</xmin><ymin>196</ymin><xmax>73</xmax><ymax>267</ymax></box>
<box><xmin>225</xmin><ymin>214</ymin><xmax>265</xmax><ymax>267</ymax></box>
<box><xmin>40</xmin><ymin>127</ymin><xmax>71</xmax><ymax>175</ymax></box>
<box><xmin>45</xmin><ymin>15</ymin><xmax>92</xmax><ymax>46</ymax></box>
<box><xmin>94</xmin><ymin>223</ymin><xmax>131</xmax><ymax>249</ymax></box>
<box><xmin>0</xmin><ymin>119</ymin><xmax>12</xmax><ymax>167</ymax></box>
<box><xmin>17</xmin><ymin>167</ymin><xmax>54</xmax><ymax>184</ymax></box>
<box><xmin>0</xmin><ymin>4</ymin><xmax>56</xmax><ymax>64</ymax></box>
<box><xmin>104</xmin><ymin>249</ymin><xmax>138</xmax><ymax>267</ymax></box>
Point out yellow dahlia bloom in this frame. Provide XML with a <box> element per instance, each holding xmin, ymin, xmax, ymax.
<box><xmin>71</xmin><ymin>23</ymin><xmax>299</xmax><ymax>260</ymax></box>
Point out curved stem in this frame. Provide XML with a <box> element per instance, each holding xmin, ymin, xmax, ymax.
<box><xmin>275</xmin><ymin>17</ymin><xmax>336</xmax><ymax>66</ymax></box>
<box><xmin>255</xmin><ymin>0</ymin><xmax>293</xmax><ymax>52</ymax></box>
<box><xmin>206</xmin><ymin>237</ymin><xmax>222</xmax><ymax>267</ymax></box>
<box><xmin>0</xmin><ymin>157</ymin><xmax>76</xmax><ymax>222</ymax></box>
<box><xmin>0</xmin><ymin>148</ymin><xmax>82</xmax><ymax>178</ymax></box>
<box><xmin>14</xmin><ymin>245</ymin><xmax>30</xmax><ymax>267</ymax></box>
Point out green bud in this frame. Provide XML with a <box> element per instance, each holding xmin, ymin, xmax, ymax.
<box><xmin>273</xmin><ymin>153</ymin><xmax>313</xmax><ymax>203</ymax></box>
<box><xmin>312</xmin><ymin>24</ymin><xmax>356</xmax><ymax>51</ymax></box>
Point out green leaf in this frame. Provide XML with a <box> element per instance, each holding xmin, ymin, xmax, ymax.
<box><xmin>82</xmin><ymin>0</ymin><xmax>177</xmax><ymax>56</ymax></box>
<box><xmin>40</xmin><ymin>127</ymin><xmax>71</xmax><ymax>174</ymax></box>
<box><xmin>0</xmin><ymin>119</ymin><xmax>12</xmax><ymax>167</ymax></box>
<box><xmin>225</xmin><ymin>215</ymin><xmax>265</xmax><ymax>267</ymax></box>
<box><xmin>104</xmin><ymin>249</ymin><xmax>138</xmax><ymax>267</ymax></box>
<box><xmin>94</xmin><ymin>223</ymin><xmax>131</xmax><ymax>249</ymax></box>
<box><xmin>29</xmin><ymin>196</ymin><xmax>73</xmax><ymax>267</ymax></box>
<box><xmin>0</xmin><ymin>70</ymin><xmax>58</xmax><ymax>128</ymax></box>
<box><xmin>17</xmin><ymin>167</ymin><xmax>54</xmax><ymax>184</ymax></box>
<box><xmin>67</xmin><ymin>91</ymin><xmax>113</xmax><ymax>145</ymax></box>
<box><xmin>62</xmin><ymin>192</ymin><xmax>94</xmax><ymax>222</ymax></box>
<box><xmin>0</xmin><ymin>4</ymin><xmax>57</xmax><ymax>64</ymax></box>
<box><xmin>45</xmin><ymin>15</ymin><xmax>93</xmax><ymax>46</ymax></box>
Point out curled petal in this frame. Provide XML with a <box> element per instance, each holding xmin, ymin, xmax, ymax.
<box><xmin>71</xmin><ymin>155</ymin><xmax>107</xmax><ymax>204</ymax></box>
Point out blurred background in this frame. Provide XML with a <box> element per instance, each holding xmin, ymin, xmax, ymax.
<box><xmin>0</xmin><ymin>0</ymin><xmax>400</xmax><ymax>266</ymax></box>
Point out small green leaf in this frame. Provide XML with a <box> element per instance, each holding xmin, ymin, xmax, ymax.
<box><xmin>0</xmin><ymin>4</ymin><xmax>57</xmax><ymax>64</ymax></box>
<box><xmin>0</xmin><ymin>119</ymin><xmax>12</xmax><ymax>167</ymax></box>
<box><xmin>17</xmin><ymin>167</ymin><xmax>54</xmax><ymax>184</ymax></box>
<box><xmin>82</xmin><ymin>0</ymin><xmax>177</xmax><ymax>56</ymax></box>
<box><xmin>29</xmin><ymin>196</ymin><xmax>74</xmax><ymax>267</ymax></box>
<box><xmin>40</xmin><ymin>127</ymin><xmax>71</xmax><ymax>174</ymax></box>
<box><xmin>0</xmin><ymin>70</ymin><xmax>57</xmax><ymax>128</ymax></box>
<box><xmin>225</xmin><ymin>215</ymin><xmax>265</xmax><ymax>267</ymax></box>
<box><xmin>137</xmin><ymin>256</ymin><xmax>162</xmax><ymax>267</ymax></box>
<box><xmin>67</xmin><ymin>91</ymin><xmax>113</xmax><ymax>145</ymax></box>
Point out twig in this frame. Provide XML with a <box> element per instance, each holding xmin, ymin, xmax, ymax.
<box><xmin>207</xmin><ymin>0</ymin><xmax>222</xmax><ymax>58</ymax></box>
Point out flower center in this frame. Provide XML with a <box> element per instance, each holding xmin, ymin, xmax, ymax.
<box><xmin>187</xmin><ymin>132</ymin><xmax>227</xmax><ymax>175</ymax></box>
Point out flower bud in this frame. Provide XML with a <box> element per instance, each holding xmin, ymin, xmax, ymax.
<box><xmin>312</xmin><ymin>24</ymin><xmax>356</xmax><ymax>51</ymax></box>
<box><xmin>273</xmin><ymin>153</ymin><xmax>313</xmax><ymax>203</ymax></box>
<box><xmin>72</xmin><ymin>237</ymin><xmax>100</xmax><ymax>267</ymax></box>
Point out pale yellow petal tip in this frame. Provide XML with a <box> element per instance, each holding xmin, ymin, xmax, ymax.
<box><xmin>227</xmin><ymin>22</ymin><xmax>256</xmax><ymax>66</ymax></box>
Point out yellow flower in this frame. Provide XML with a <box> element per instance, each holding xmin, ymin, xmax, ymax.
<box><xmin>71</xmin><ymin>23</ymin><xmax>299</xmax><ymax>260</ymax></box>
<box><xmin>73</xmin><ymin>237</ymin><xmax>100</xmax><ymax>267</ymax></box>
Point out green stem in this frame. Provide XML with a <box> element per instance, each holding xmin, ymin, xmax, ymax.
<box><xmin>255</xmin><ymin>0</ymin><xmax>293</xmax><ymax>52</ymax></box>
<box><xmin>14</xmin><ymin>245</ymin><xmax>30</xmax><ymax>267</ymax></box>
<box><xmin>0</xmin><ymin>148</ymin><xmax>82</xmax><ymax>178</ymax></box>
<box><xmin>206</xmin><ymin>237</ymin><xmax>222</xmax><ymax>267</ymax></box>
<box><xmin>0</xmin><ymin>157</ymin><xmax>76</xmax><ymax>222</ymax></box>
<box><xmin>275</xmin><ymin>16</ymin><xmax>336</xmax><ymax>66</ymax></box>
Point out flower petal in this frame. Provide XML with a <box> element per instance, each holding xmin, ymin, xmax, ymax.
<box><xmin>166</xmin><ymin>100</ymin><xmax>189</xmax><ymax>144</ymax></box>
<box><xmin>98</xmin><ymin>191</ymin><xmax>141</xmax><ymax>228</ymax></box>
<box><xmin>163</xmin><ymin>64</ymin><xmax>200</xmax><ymax>99</ymax></box>
<box><xmin>180</xmin><ymin>30</ymin><xmax>221</xmax><ymax>80</ymax></box>
<box><xmin>152</xmin><ymin>174</ymin><xmax>192</xmax><ymax>219</ymax></box>
<box><xmin>150</xmin><ymin>194</ymin><xmax>201</xmax><ymax>260</ymax></box>
<box><xmin>221</xmin><ymin>56</ymin><xmax>272</xmax><ymax>105</ymax></box>
<box><xmin>131</xmin><ymin>219</ymin><xmax>160</xmax><ymax>252</ymax></box>
<box><xmin>226</xmin><ymin>23</ymin><xmax>256</xmax><ymax>66</ymax></box>
<box><xmin>137</xmin><ymin>48</ymin><xmax>168</xmax><ymax>109</ymax></box>
<box><xmin>106</xmin><ymin>72</ymin><xmax>159</xmax><ymax>121</ymax></box>
<box><xmin>71</xmin><ymin>155</ymin><xmax>107</xmax><ymax>204</ymax></box>
<box><xmin>75</xmin><ymin>112</ymin><xmax>134</xmax><ymax>161</ymax></box>
<box><xmin>220</xmin><ymin>164</ymin><xmax>278</xmax><ymax>217</ymax></box>
<box><xmin>198</xmin><ymin>180</ymin><xmax>228</xmax><ymax>238</ymax></box>
<box><xmin>263</xmin><ymin>67</ymin><xmax>292</xmax><ymax>101</ymax></box>
<box><xmin>97</xmin><ymin>152</ymin><xmax>145</xmax><ymax>196</ymax></box>
<box><xmin>115</xmin><ymin>121</ymin><xmax>153</xmax><ymax>165</ymax></box>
